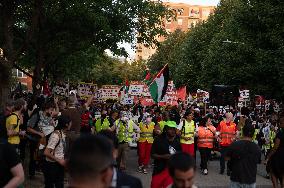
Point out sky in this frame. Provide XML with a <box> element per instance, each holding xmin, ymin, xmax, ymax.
<box><xmin>117</xmin><ymin>0</ymin><xmax>220</xmax><ymax>60</ymax></box>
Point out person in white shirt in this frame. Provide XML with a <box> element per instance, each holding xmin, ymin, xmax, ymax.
<box><xmin>43</xmin><ymin>115</ymin><xmax>71</xmax><ymax>188</ymax></box>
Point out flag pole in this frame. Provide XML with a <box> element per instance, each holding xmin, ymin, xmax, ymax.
<box><xmin>149</xmin><ymin>63</ymin><xmax>169</xmax><ymax>86</ymax></box>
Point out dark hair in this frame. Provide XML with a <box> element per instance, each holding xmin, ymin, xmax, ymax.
<box><xmin>5</xmin><ymin>99</ymin><xmax>14</xmax><ymax>107</ymax></box>
<box><xmin>168</xmin><ymin>152</ymin><xmax>196</xmax><ymax>177</ymax></box>
<box><xmin>55</xmin><ymin>115</ymin><xmax>71</xmax><ymax>130</ymax></box>
<box><xmin>42</xmin><ymin>101</ymin><xmax>55</xmax><ymax>111</ymax></box>
<box><xmin>184</xmin><ymin>110</ymin><xmax>193</xmax><ymax>118</ymax></box>
<box><xmin>198</xmin><ymin>117</ymin><xmax>207</xmax><ymax>127</ymax></box>
<box><xmin>13</xmin><ymin>98</ymin><xmax>25</xmax><ymax>111</ymax></box>
<box><xmin>240</xmin><ymin>107</ymin><xmax>249</xmax><ymax>117</ymax></box>
<box><xmin>242</xmin><ymin>123</ymin><xmax>255</xmax><ymax>138</ymax></box>
<box><xmin>98</xmin><ymin>130</ymin><xmax>119</xmax><ymax>149</ymax></box>
<box><xmin>68</xmin><ymin>135</ymin><xmax>113</xmax><ymax>181</ymax></box>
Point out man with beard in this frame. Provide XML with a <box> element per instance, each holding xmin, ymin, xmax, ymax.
<box><xmin>151</xmin><ymin>121</ymin><xmax>182</xmax><ymax>188</ymax></box>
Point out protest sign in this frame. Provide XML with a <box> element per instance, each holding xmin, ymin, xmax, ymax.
<box><xmin>77</xmin><ymin>83</ymin><xmax>98</xmax><ymax>99</ymax></box>
<box><xmin>52</xmin><ymin>84</ymin><xmax>69</xmax><ymax>96</ymax></box>
<box><xmin>100</xmin><ymin>85</ymin><xmax>120</xmax><ymax>100</ymax></box>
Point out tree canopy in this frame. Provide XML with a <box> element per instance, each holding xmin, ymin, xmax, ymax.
<box><xmin>148</xmin><ymin>0</ymin><xmax>284</xmax><ymax>99</ymax></box>
<box><xmin>0</xmin><ymin>0</ymin><xmax>173</xmax><ymax>104</ymax></box>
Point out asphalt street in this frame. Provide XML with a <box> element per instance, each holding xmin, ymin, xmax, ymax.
<box><xmin>25</xmin><ymin>148</ymin><xmax>272</xmax><ymax>188</ymax></box>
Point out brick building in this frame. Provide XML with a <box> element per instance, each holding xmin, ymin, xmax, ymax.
<box><xmin>135</xmin><ymin>2</ymin><xmax>215</xmax><ymax>60</ymax></box>
<box><xmin>13</xmin><ymin>69</ymin><xmax>33</xmax><ymax>91</ymax></box>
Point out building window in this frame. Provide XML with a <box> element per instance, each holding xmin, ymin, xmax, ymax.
<box><xmin>178</xmin><ymin>19</ymin><xmax>183</xmax><ymax>25</ymax></box>
<box><xmin>177</xmin><ymin>8</ymin><xmax>184</xmax><ymax>15</ymax></box>
<box><xmin>190</xmin><ymin>8</ymin><xmax>200</xmax><ymax>18</ymax></box>
<box><xmin>188</xmin><ymin>20</ymin><xmax>198</xmax><ymax>28</ymax></box>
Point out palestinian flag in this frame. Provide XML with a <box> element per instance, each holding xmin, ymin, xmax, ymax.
<box><xmin>149</xmin><ymin>64</ymin><xmax>169</xmax><ymax>103</ymax></box>
<box><xmin>118</xmin><ymin>79</ymin><xmax>130</xmax><ymax>98</ymax></box>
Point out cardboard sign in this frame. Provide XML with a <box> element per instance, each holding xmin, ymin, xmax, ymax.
<box><xmin>100</xmin><ymin>85</ymin><xmax>120</xmax><ymax>100</ymax></box>
<box><xmin>78</xmin><ymin>83</ymin><xmax>98</xmax><ymax>99</ymax></box>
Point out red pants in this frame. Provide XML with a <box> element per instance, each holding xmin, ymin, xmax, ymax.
<box><xmin>151</xmin><ymin>168</ymin><xmax>172</xmax><ymax>188</ymax></box>
<box><xmin>181</xmin><ymin>143</ymin><xmax>195</xmax><ymax>157</ymax></box>
<box><xmin>138</xmin><ymin>141</ymin><xmax>152</xmax><ymax>166</ymax></box>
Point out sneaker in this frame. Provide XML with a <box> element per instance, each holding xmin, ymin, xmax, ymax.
<box><xmin>143</xmin><ymin>168</ymin><xmax>148</xmax><ymax>174</ymax></box>
<box><xmin>137</xmin><ymin>166</ymin><xmax>143</xmax><ymax>173</ymax></box>
<box><xmin>203</xmin><ymin>169</ymin><xmax>208</xmax><ymax>175</ymax></box>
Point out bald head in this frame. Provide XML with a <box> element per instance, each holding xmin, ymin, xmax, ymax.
<box><xmin>226</xmin><ymin>112</ymin><xmax>233</xmax><ymax>122</ymax></box>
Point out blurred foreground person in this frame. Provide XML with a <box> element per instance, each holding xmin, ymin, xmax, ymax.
<box><xmin>265</xmin><ymin>112</ymin><xmax>284</xmax><ymax>188</ymax></box>
<box><xmin>168</xmin><ymin>152</ymin><xmax>197</xmax><ymax>188</ymax></box>
<box><xmin>226</xmin><ymin>123</ymin><xmax>261</xmax><ymax>188</ymax></box>
<box><xmin>68</xmin><ymin>135</ymin><xmax>114</xmax><ymax>188</ymax></box>
<box><xmin>98</xmin><ymin>130</ymin><xmax>143</xmax><ymax>188</ymax></box>
<box><xmin>151</xmin><ymin>121</ymin><xmax>181</xmax><ymax>188</ymax></box>
<box><xmin>0</xmin><ymin>142</ymin><xmax>25</xmax><ymax>188</ymax></box>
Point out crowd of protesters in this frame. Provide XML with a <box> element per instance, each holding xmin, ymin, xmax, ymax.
<box><xmin>0</xmin><ymin>93</ymin><xmax>284</xmax><ymax>188</ymax></box>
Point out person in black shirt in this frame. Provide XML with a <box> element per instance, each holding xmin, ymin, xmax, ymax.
<box><xmin>0</xmin><ymin>142</ymin><xmax>25</xmax><ymax>187</ymax></box>
<box><xmin>226</xmin><ymin>122</ymin><xmax>261</xmax><ymax>188</ymax></box>
<box><xmin>151</xmin><ymin>121</ymin><xmax>182</xmax><ymax>188</ymax></box>
<box><xmin>265</xmin><ymin>113</ymin><xmax>284</xmax><ymax>188</ymax></box>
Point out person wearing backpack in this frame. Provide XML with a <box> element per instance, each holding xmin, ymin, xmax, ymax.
<box><xmin>27</xmin><ymin>100</ymin><xmax>56</xmax><ymax>178</ymax></box>
<box><xmin>6</xmin><ymin>99</ymin><xmax>26</xmax><ymax>153</ymax></box>
<box><xmin>0</xmin><ymin>100</ymin><xmax>14</xmax><ymax>144</ymax></box>
<box><xmin>43</xmin><ymin>115</ymin><xmax>71</xmax><ymax>188</ymax></box>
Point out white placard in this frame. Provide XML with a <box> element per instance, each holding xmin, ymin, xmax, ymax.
<box><xmin>128</xmin><ymin>85</ymin><xmax>144</xmax><ymax>96</ymax></box>
<box><xmin>52</xmin><ymin>84</ymin><xmax>69</xmax><ymax>96</ymax></box>
<box><xmin>239</xmin><ymin>90</ymin><xmax>250</xmax><ymax>99</ymax></box>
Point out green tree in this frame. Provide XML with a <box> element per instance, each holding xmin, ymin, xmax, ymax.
<box><xmin>0</xmin><ymin>0</ymin><xmax>173</xmax><ymax>106</ymax></box>
<box><xmin>149</xmin><ymin>0</ymin><xmax>284</xmax><ymax>98</ymax></box>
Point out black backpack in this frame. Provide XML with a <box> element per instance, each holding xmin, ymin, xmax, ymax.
<box><xmin>0</xmin><ymin>112</ymin><xmax>20</xmax><ymax>143</ymax></box>
<box><xmin>26</xmin><ymin>108</ymin><xmax>41</xmax><ymax>142</ymax></box>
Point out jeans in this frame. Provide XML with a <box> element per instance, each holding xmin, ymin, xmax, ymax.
<box><xmin>230</xmin><ymin>181</ymin><xmax>256</xmax><ymax>188</ymax></box>
<box><xmin>43</xmin><ymin>160</ymin><xmax>64</xmax><ymax>188</ymax></box>
<box><xmin>199</xmin><ymin>147</ymin><xmax>211</xmax><ymax>170</ymax></box>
